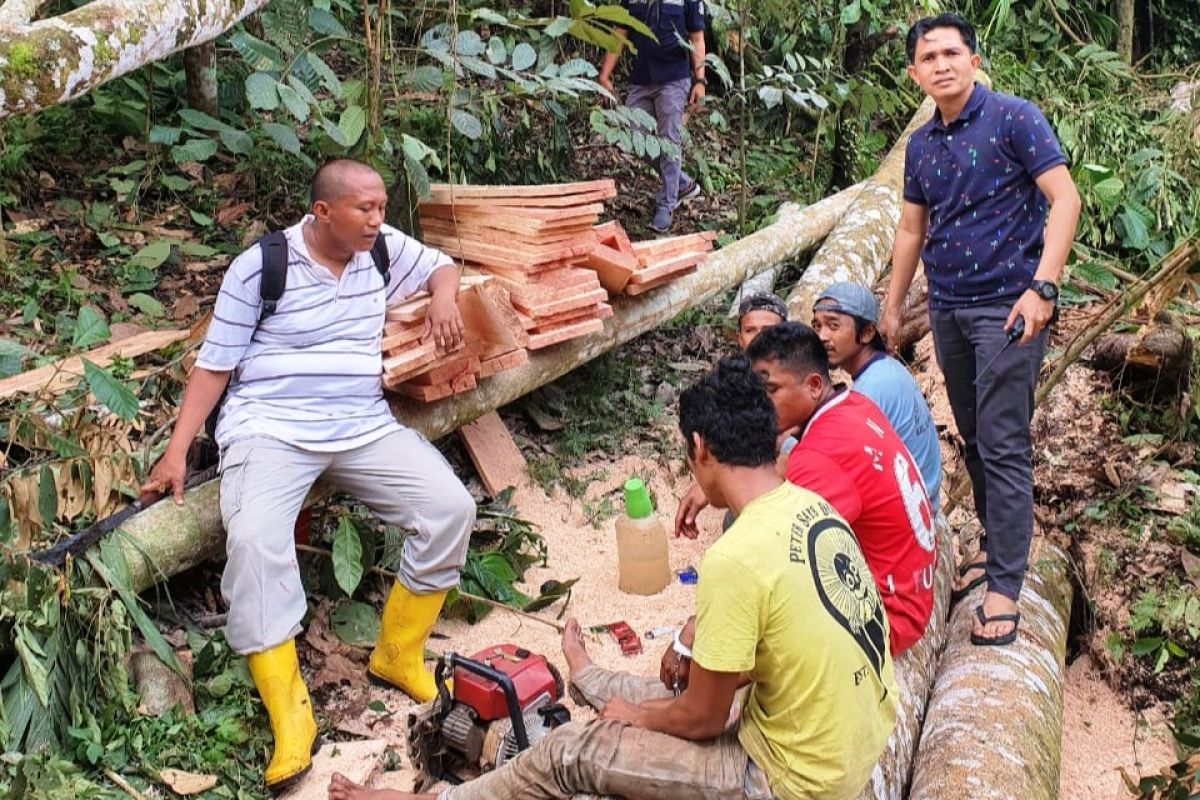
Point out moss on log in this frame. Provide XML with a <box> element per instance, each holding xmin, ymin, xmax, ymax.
<box><xmin>908</xmin><ymin>542</ymin><xmax>1072</xmax><ymax>800</ymax></box>
<box><xmin>0</xmin><ymin>0</ymin><xmax>271</xmax><ymax>118</ymax></box>
<box><xmin>119</xmin><ymin>186</ymin><xmax>859</xmax><ymax>592</ymax></box>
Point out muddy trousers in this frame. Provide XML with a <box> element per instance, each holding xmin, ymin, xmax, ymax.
<box><xmin>440</xmin><ymin>664</ymin><xmax>773</xmax><ymax>800</ymax></box>
<box><xmin>218</xmin><ymin>429</ymin><xmax>475</xmax><ymax>655</ymax></box>
<box><xmin>930</xmin><ymin>304</ymin><xmax>1048</xmax><ymax>601</ymax></box>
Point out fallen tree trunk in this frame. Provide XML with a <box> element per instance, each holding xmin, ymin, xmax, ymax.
<box><xmin>907</xmin><ymin>542</ymin><xmax>1072</xmax><ymax>800</ymax></box>
<box><xmin>0</xmin><ymin>0</ymin><xmax>271</xmax><ymax>119</ymax></box>
<box><xmin>890</xmin><ymin>273</ymin><xmax>929</xmax><ymax>353</ymax></box>
<box><xmin>1091</xmin><ymin>310</ymin><xmax>1194</xmax><ymax>396</ymax></box>
<box><xmin>786</xmin><ymin>97</ymin><xmax>936</xmax><ymax>320</ymax></box>
<box><xmin>117</xmin><ymin>185</ymin><xmax>859</xmax><ymax>593</ymax></box>
<box><xmin>854</xmin><ymin>514</ymin><xmax>953</xmax><ymax>800</ymax></box>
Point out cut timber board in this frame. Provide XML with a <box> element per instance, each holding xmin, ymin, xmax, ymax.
<box><xmin>527</xmin><ymin>317</ymin><xmax>605</xmax><ymax>349</ymax></box>
<box><xmin>459</xmin><ymin>411</ymin><xmax>528</xmax><ymax>497</ymax></box>
<box><xmin>398</xmin><ymin>371</ymin><xmax>476</xmax><ymax>402</ymax></box>
<box><xmin>593</xmin><ymin>220</ymin><xmax>635</xmax><ymax>256</ymax></box>
<box><xmin>381</xmin><ymin>323</ymin><xmax>425</xmax><ymax>351</ymax></box>
<box><xmin>422</xmin><ymin>189</ymin><xmax>614</xmax><ymax>209</ymax></box>
<box><xmin>501</xmin><ymin>268</ymin><xmax>601</xmax><ymax>300</ymax></box>
<box><xmin>279</xmin><ymin>739</ymin><xmax>387</xmax><ymax>800</ymax></box>
<box><xmin>418</xmin><ymin>202</ymin><xmax>605</xmax><ymax>225</ymax></box>
<box><xmin>427</xmin><ymin>180</ymin><xmax>616</xmax><ymax>201</ymax></box>
<box><xmin>628</xmin><ymin>251</ymin><xmax>708</xmax><ymax>285</ymax></box>
<box><xmin>0</xmin><ymin>329</ymin><xmax>189</xmax><ymax>401</ymax></box>
<box><xmin>624</xmin><ymin>265</ymin><xmax>700</xmax><ymax>296</ymax></box>
<box><xmin>583</xmin><ymin>243</ymin><xmax>638</xmax><ymax>294</ymax></box>
<box><xmin>631</xmin><ymin>231</ymin><xmax>716</xmax><ymax>264</ymax></box>
<box><xmin>382</xmin><ymin>341</ymin><xmax>437</xmax><ymax>382</ymax></box>
<box><xmin>419</xmin><ymin>218</ymin><xmax>596</xmax><ymax>247</ymax></box>
<box><xmin>423</xmin><ymin>233</ymin><xmax>597</xmax><ymax>266</ymax></box>
<box><xmin>477</xmin><ymin>348</ymin><xmax>528</xmax><ymax>379</ymax></box>
<box><xmin>509</xmin><ymin>287</ymin><xmax>609</xmax><ymax>319</ymax></box>
<box><xmin>408</xmin><ymin>356</ymin><xmax>481</xmax><ymax>386</ymax></box>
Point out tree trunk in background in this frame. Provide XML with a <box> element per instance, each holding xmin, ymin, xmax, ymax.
<box><xmin>1117</xmin><ymin>0</ymin><xmax>1136</xmax><ymax>64</ymax></box>
<box><xmin>908</xmin><ymin>542</ymin><xmax>1073</xmax><ymax>800</ymax></box>
<box><xmin>1091</xmin><ymin>311</ymin><xmax>1194</xmax><ymax>397</ymax></box>
<box><xmin>183</xmin><ymin>40</ymin><xmax>218</xmax><ymax>117</ymax></box>
<box><xmin>786</xmin><ymin>97</ymin><xmax>936</xmax><ymax>320</ymax></box>
<box><xmin>0</xmin><ymin>0</ymin><xmax>271</xmax><ymax>119</ymax></box>
<box><xmin>116</xmin><ymin>186</ymin><xmax>860</xmax><ymax>593</ymax></box>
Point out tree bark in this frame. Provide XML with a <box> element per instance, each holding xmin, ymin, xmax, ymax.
<box><xmin>0</xmin><ymin>0</ymin><xmax>45</xmax><ymax>27</ymax></box>
<box><xmin>908</xmin><ymin>542</ymin><xmax>1072</xmax><ymax>800</ymax></box>
<box><xmin>854</xmin><ymin>514</ymin><xmax>952</xmax><ymax>800</ymax></box>
<box><xmin>183</xmin><ymin>40</ymin><xmax>217</xmax><ymax>117</ymax></box>
<box><xmin>786</xmin><ymin>97</ymin><xmax>936</xmax><ymax>321</ymax></box>
<box><xmin>117</xmin><ymin>186</ymin><xmax>859</xmax><ymax>593</ymax></box>
<box><xmin>1091</xmin><ymin>311</ymin><xmax>1194</xmax><ymax>396</ymax></box>
<box><xmin>1117</xmin><ymin>0</ymin><xmax>1136</xmax><ymax>64</ymax></box>
<box><xmin>0</xmin><ymin>0</ymin><xmax>271</xmax><ymax>119</ymax></box>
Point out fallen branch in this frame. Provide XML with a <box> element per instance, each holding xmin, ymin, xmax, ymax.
<box><xmin>1037</xmin><ymin>238</ymin><xmax>1198</xmax><ymax>406</ymax></box>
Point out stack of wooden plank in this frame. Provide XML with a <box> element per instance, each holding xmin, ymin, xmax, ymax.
<box><xmin>381</xmin><ymin>276</ymin><xmax>528</xmax><ymax>402</ymax></box>
<box><xmin>585</xmin><ymin>221</ymin><xmax>716</xmax><ymax>296</ymax></box>
<box><xmin>418</xmin><ymin>181</ymin><xmax>617</xmax><ymax>350</ymax></box>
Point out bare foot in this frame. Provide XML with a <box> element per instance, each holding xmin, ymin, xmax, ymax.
<box><xmin>973</xmin><ymin>591</ymin><xmax>1019</xmax><ymax>640</ymax></box>
<box><xmin>328</xmin><ymin>772</ymin><xmax>435</xmax><ymax>800</ymax></box>
<box><xmin>561</xmin><ymin>618</ymin><xmax>593</xmax><ymax>678</ymax></box>
<box><xmin>953</xmin><ymin>551</ymin><xmax>987</xmax><ymax>593</ymax></box>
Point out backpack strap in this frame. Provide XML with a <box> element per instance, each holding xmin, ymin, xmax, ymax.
<box><xmin>257</xmin><ymin>230</ymin><xmax>289</xmax><ymax>320</ymax></box>
<box><xmin>370</xmin><ymin>232</ymin><xmax>391</xmax><ymax>287</ymax></box>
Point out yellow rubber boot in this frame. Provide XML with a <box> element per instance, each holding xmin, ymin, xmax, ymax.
<box><xmin>246</xmin><ymin>639</ymin><xmax>318</xmax><ymax>791</ymax></box>
<box><xmin>368</xmin><ymin>583</ymin><xmax>448</xmax><ymax>702</ymax></box>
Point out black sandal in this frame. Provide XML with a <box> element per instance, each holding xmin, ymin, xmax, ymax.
<box><xmin>949</xmin><ymin>559</ymin><xmax>987</xmax><ymax>606</ymax></box>
<box><xmin>970</xmin><ymin>605</ymin><xmax>1021</xmax><ymax>646</ymax></box>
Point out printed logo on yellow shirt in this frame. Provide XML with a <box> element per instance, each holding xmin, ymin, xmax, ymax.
<box><xmin>809</xmin><ymin>518</ymin><xmax>889</xmax><ymax>684</ymax></box>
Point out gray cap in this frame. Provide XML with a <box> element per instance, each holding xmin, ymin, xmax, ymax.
<box><xmin>813</xmin><ymin>281</ymin><xmax>878</xmax><ymax>324</ymax></box>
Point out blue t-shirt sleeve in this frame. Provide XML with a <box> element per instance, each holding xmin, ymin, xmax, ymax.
<box><xmin>1008</xmin><ymin>100</ymin><xmax>1067</xmax><ymax>179</ymax></box>
<box><xmin>902</xmin><ymin>139</ymin><xmax>926</xmax><ymax>205</ymax></box>
<box><xmin>685</xmin><ymin>0</ymin><xmax>705</xmax><ymax>32</ymax></box>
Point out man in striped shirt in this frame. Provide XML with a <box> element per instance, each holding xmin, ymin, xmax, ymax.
<box><xmin>143</xmin><ymin>159</ymin><xmax>476</xmax><ymax>791</ymax></box>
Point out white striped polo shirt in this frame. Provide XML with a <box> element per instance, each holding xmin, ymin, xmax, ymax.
<box><xmin>196</xmin><ymin>216</ymin><xmax>451</xmax><ymax>452</ymax></box>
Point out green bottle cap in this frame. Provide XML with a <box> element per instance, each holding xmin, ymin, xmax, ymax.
<box><xmin>624</xmin><ymin>478</ymin><xmax>653</xmax><ymax>519</ymax></box>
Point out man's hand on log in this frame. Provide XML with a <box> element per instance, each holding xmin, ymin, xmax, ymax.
<box><xmin>424</xmin><ymin>292</ymin><xmax>465</xmax><ymax>351</ymax></box>
<box><xmin>141</xmin><ymin>450</ymin><xmax>187</xmax><ymax>505</ymax></box>
<box><xmin>674</xmin><ymin>483</ymin><xmax>708</xmax><ymax>539</ymax></box>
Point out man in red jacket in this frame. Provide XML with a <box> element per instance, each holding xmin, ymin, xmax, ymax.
<box><xmin>748</xmin><ymin>322</ymin><xmax>936</xmax><ymax>653</ymax></box>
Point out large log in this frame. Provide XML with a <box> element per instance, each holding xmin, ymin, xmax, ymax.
<box><xmin>1091</xmin><ymin>310</ymin><xmax>1194</xmax><ymax>396</ymax></box>
<box><xmin>907</xmin><ymin>542</ymin><xmax>1072</xmax><ymax>800</ymax></box>
<box><xmin>117</xmin><ymin>186</ymin><xmax>859</xmax><ymax>593</ymax></box>
<box><xmin>0</xmin><ymin>0</ymin><xmax>271</xmax><ymax>119</ymax></box>
<box><xmin>854</xmin><ymin>514</ymin><xmax>952</xmax><ymax>800</ymax></box>
<box><xmin>786</xmin><ymin>96</ymin><xmax>936</xmax><ymax>321</ymax></box>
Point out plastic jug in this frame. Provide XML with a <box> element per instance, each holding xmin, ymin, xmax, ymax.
<box><xmin>615</xmin><ymin>478</ymin><xmax>671</xmax><ymax>595</ymax></box>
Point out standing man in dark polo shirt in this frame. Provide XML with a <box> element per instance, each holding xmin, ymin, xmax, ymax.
<box><xmin>878</xmin><ymin>14</ymin><xmax>1080</xmax><ymax>646</ymax></box>
<box><xmin>596</xmin><ymin>0</ymin><xmax>707</xmax><ymax>233</ymax></box>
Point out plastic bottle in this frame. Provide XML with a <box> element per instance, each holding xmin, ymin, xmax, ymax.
<box><xmin>615</xmin><ymin>478</ymin><xmax>671</xmax><ymax>595</ymax></box>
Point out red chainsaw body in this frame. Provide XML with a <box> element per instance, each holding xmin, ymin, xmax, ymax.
<box><xmin>453</xmin><ymin>644</ymin><xmax>558</xmax><ymax>721</ymax></box>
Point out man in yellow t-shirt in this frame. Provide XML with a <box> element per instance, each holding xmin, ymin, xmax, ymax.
<box><xmin>329</xmin><ymin>355</ymin><xmax>896</xmax><ymax>800</ymax></box>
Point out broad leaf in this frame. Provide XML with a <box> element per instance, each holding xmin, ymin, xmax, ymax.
<box><xmin>128</xmin><ymin>293</ymin><xmax>164</xmax><ymax>317</ymax></box>
<box><xmin>159</xmin><ymin>174</ymin><xmax>192</xmax><ymax>191</ymax></box>
<box><xmin>511</xmin><ymin>42</ymin><xmax>537</xmax><ymax>71</ymax></box>
<box><xmin>330</xmin><ymin>601</ymin><xmax>380</xmax><ymax>647</ymax></box>
<box><xmin>170</xmin><ymin>138</ymin><xmax>219</xmax><ymax>164</ymax></box>
<box><xmin>544</xmin><ymin>16</ymin><xmax>574</xmax><ymax>37</ymax></box>
<box><xmin>0</xmin><ymin>338</ymin><xmax>33</xmax><ymax>378</ymax></box>
<box><xmin>230</xmin><ymin>31</ymin><xmax>285</xmax><ymax>72</ymax></box>
<box><xmin>82</xmin><ymin>359</ymin><xmax>138</xmax><ymax>421</ymax></box>
<box><xmin>332</xmin><ymin>516</ymin><xmax>364</xmax><ymax>597</ymax></box>
<box><xmin>338</xmin><ymin>105</ymin><xmax>367</xmax><ymax>147</ymax></box>
<box><xmin>38</xmin><ymin>465</ymin><xmax>56</xmax><ymax>527</ymax></box>
<box><xmin>307</xmin><ymin>53</ymin><xmax>343</xmax><ymax>98</ymax></box>
<box><xmin>128</xmin><ymin>239</ymin><xmax>173</xmax><ymax>270</ymax></box>
<box><xmin>73</xmin><ymin>306</ymin><xmax>110</xmax><ymax>348</ymax></box>
<box><xmin>407</xmin><ymin>65</ymin><xmax>444</xmax><ymax>93</ymax></box>
<box><xmin>148</xmin><ymin>126</ymin><xmax>182</xmax><ymax>145</ymax></box>
<box><xmin>450</xmin><ymin>109</ymin><xmax>483</xmax><ymax>140</ymax></box>
<box><xmin>1118</xmin><ymin>205</ymin><xmax>1151</xmax><ymax>251</ymax></box>
<box><xmin>308</xmin><ymin>6</ymin><xmax>348</xmax><ymax>36</ymax></box>
<box><xmin>263</xmin><ymin>122</ymin><xmax>302</xmax><ymax>154</ymax></box>
<box><xmin>219</xmin><ymin>127</ymin><xmax>253</xmax><ymax>155</ymax></box>
<box><xmin>276</xmin><ymin>82</ymin><xmax>311</xmax><ymax>122</ymax></box>
<box><xmin>455</xmin><ymin>30</ymin><xmax>485</xmax><ymax>57</ymax></box>
<box><xmin>560</xmin><ymin>58</ymin><xmax>596</xmax><ymax>78</ymax></box>
<box><xmin>177</xmin><ymin>109</ymin><xmax>225</xmax><ymax>132</ymax></box>
<box><xmin>245</xmin><ymin>72</ymin><xmax>280</xmax><ymax>111</ymax></box>
<box><xmin>486</xmin><ymin>37</ymin><xmax>507</xmax><ymax>65</ymax></box>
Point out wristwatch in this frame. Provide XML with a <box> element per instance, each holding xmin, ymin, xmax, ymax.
<box><xmin>1030</xmin><ymin>280</ymin><xmax>1058</xmax><ymax>301</ymax></box>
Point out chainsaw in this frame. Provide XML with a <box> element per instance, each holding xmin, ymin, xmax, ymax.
<box><xmin>407</xmin><ymin>645</ymin><xmax>571</xmax><ymax>789</ymax></box>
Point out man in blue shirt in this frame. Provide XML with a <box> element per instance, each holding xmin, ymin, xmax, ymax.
<box><xmin>812</xmin><ymin>281</ymin><xmax>942</xmax><ymax>512</ymax></box>
<box><xmin>879</xmin><ymin>14</ymin><xmax>1080</xmax><ymax>646</ymax></box>
<box><xmin>596</xmin><ymin>0</ymin><xmax>707</xmax><ymax>233</ymax></box>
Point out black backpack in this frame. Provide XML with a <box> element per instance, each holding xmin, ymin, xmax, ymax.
<box><xmin>203</xmin><ymin>230</ymin><xmax>392</xmax><ymax>439</ymax></box>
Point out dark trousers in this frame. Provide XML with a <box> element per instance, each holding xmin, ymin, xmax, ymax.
<box><xmin>931</xmin><ymin>303</ymin><xmax>1048</xmax><ymax>601</ymax></box>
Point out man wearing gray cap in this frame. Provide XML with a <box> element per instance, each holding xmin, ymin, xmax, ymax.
<box><xmin>811</xmin><ymin>282</ymin><xmax>942</xmax><ymax>513</ymax></box>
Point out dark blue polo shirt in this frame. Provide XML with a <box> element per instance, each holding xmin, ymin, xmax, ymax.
<box><xmin>622</xmin><ymin>0</ymin><xmax>705</xmax><ymax>85</ymax></box>
<box><xmin>903</xmin><ymin>83</ymin><xmax>1067</xmax><ymax>309</ymax></box>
